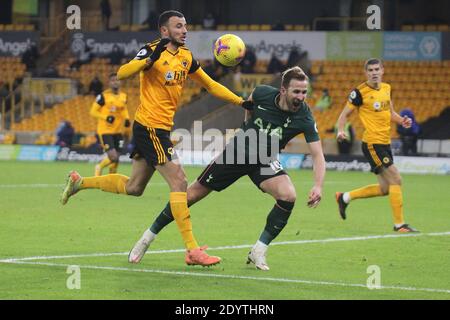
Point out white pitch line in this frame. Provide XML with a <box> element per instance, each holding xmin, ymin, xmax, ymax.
<box><xmin>1</xmin><ymin>231</ymin><xmax>449</xmax><ymax>263</ymax></box>
<box><xmin>2</xmin><ymin>260</ymin><xmax>450</xmax><ymax>295</ymax></box>
<box><xmin>0</xmin><ymin>183</ymin><xmax>64</xmax><ymax>188</ymax></box>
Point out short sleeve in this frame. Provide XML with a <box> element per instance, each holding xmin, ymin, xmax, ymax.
<box><xmin>95</xmin><ymin>93</ymin><xmax>105</xmax><ymax>106</ymax></box>
<box><xmin>347</xmin><ymin>88</ymin><xmax>363</xmax><ymax>109</ymax></box>
<box><xmin>251</xmin><ymin>86</ymin><xmax>263</xmax><ymax>104</ymax></box>
<box><xmin>304</xmin><ymin>120</ymin><xmax>320</xmax><ymax>143</ymax></box>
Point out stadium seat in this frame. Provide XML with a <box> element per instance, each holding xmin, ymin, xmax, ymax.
<box><xmin>119</xmin><ymin>24</ymin><xmax>130</xmax><ymax>31</ymax></box>
<box><xmin>401</xmin><ymin>25</ymin><xmax>413</xmax><ymax>31</ymax></box>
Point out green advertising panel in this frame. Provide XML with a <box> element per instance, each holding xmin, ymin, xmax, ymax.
<box><xmin>327</xmin><ymin>32</ymin><xmax>383</xmax><ymax>60</ymax></box>
<box><xmin>0</xmin><ymin>145</ymin><xmax>20</xmax><ymax>160</ymax></box>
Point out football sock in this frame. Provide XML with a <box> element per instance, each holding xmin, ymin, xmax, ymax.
<box><xmin>253</xmin><ymin>240</ymin><xmax>268</xmax><ymax>253</ymax></box>
<box><xmin>389</xmin><ymin>185</ymin><xmax>405</xmax><ymax>225</ymax></box>
<box><xmin>108</xmin><ymin>162</ymin><xmax>118</xmax><ymax>174</ymax></box>
<box><xmin>80</xmin><ymin>174</ymin><xmax>129</xmax><ymax>194</ymax></box>
<box><xmin>259</xmin><ymin>200</ymin><xmax>295</xmax><ymax>245</ymax></box>
<box><xmin>150</xmin><ymin>202</ymin><xmax>174</xmax><ymax>234</ymax></box>
<box><xmin>347</xmin><ymin>184</ymin><xmax>383</xmax><ymax>202</ymax></box>
<box><xmin>98</xmin><ymin>157</ymin><xmax>112</xmax><ymax>170</ymax></box>
<box><xmin>170</xmin><ymin>192</ymin><xmax>198</xmax><ymax>250</ymax></box>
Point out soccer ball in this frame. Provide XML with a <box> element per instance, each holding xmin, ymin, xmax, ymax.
<box><xmin>213</xmin><ymin>34</ymin><xmax>246</xmax><ymax>67</ymax></box>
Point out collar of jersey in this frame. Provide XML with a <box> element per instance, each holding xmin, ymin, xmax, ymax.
<box><xmin>365</xmin><ymin>81</ymin><xmax>381</xmax><ymax>91</ymax></box>
<box><xmin>165</xmin><ymin>48</ymin><xmax>179</xmax><ymax>56</ymax></box>
<box><xmin>274</xmin><ymin>93</ymin><xmax>305</xmax><ymax>115</ymax></box>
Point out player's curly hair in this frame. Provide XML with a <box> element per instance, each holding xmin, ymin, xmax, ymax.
<box><xmin>281</xmin><ymin>66</ymin><xmax>309</xmax><ymax>88</ymax></box>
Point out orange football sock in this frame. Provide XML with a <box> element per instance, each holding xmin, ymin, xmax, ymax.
<box><xmin>170</xmin><ymin>192</ymin><xmax>198</xmax><ymax>250</ymax></box>
<box><xmin>80</xmin><ymin>174</ymin><xmax>129</xmax><ymax>194</ymax></box>
<box><xmin>389</xmin><ymin>185</ymin><xmax>405</xmax><ymax>225</ymax></box>
<box><xmin>349</xmin><ymin>184</ymin><xmax>383</xmax><ymax>201</ymax></box>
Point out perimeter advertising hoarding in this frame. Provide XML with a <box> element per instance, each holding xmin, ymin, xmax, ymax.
<box><xmin>326</xmin><ymin>32</ymin><xmax>383</xmax><ymax>60</ymax></box>
<box><xmin>70</xmin><ymin>31</ymin><xmax>158</xmax><ymax>57</ymax></box>
<box><xmin>383</xmin><ymin>32</ymin><xmax>441</xmax><ymax>60</ymax></box>
<box><xmin>0</xmin><ymin>145</ymin><xmax>21</xmax><ymax>160</ymax></box>
<box><xmin>0</xmin><ymin>31</ymin><xmax>39</xmax><ymax>56</ymax></box>
<box><xmin>69</xmin><ymin>31</ymin><xmax>444</xmax><ymax>62</ymax></box>
<box><xmin>16</xmin><ymin>145</ymin><xmax>60</xmax><ymax>161</ymax></box>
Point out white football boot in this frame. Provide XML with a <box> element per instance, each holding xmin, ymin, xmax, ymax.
<box><xmin>246</xmin><ymin>241</ymin><xmax>270</xmax><ymax>271</ymax></box>
<box><xmin>128</xmin><ymin>229</ymin><xmax>156</xmax><ymax>264</ymax></box>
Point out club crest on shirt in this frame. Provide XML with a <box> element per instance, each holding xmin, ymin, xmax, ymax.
<box><xmin>165</xmin><ymin>71</ymin><xmax>175</xmax><ymax>81</ymax></box>
<box><xmin>181</xmin><ymin>59</ymin><xmax>189</xmax><ymax>69</ymax></box>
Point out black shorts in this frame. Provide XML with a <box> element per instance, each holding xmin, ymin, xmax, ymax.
<box><xmin>361</xmin><ymin>142</ymin><xmax>393</xmax><ymax>174</ymax></box>
<box><xmin>130</xmin><ymin>121</ymin><xmax>175</xmax><ymax>167</ymax></box>
<box><xmin>197</xmin><ymin>154</ymin><xmax>287</xmax><ymax>192</ymax></box>
<box><xmin>99</xmin><ymin>134</ymin><xmax>124</xmax><ymax>152</ymax></box>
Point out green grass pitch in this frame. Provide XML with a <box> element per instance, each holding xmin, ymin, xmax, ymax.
<box><xmin>0</xmin><ymin>160</ymin><xmax>449</xmax><ymax>299</ymax></box>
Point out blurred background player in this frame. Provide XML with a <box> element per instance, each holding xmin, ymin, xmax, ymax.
<box><xmin>61</xmin><ymin>10</ymin><xmax>253</xmax><ymax>267</ymax></box>
<box><xmin>397</xmin><ymin>108</ymin><xmax>421</xmax><ymax>156</ymax></box>
<box><xmin>90</xmin><ymin>73</ymin><xmax>130</xmax><ymax>176</ymax></box>
<box><xmin>335</xmin><ymin>58</ymin><xmax>418</xmax><ymax>233</ymax></box>
<box><xmin>128</xmin><ymin>67</ymin><xmax>326</xmax><ymax>271</ymax></box>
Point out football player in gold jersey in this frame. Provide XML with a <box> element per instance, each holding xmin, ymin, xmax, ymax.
<box><xmin>61</xmin><ymin>10</ymin><xmax>253</xmax><ymax>266</ymax></box>
<box><xmin>335</xmin><ymin>58</ymin><xmax>418</xmax><ymax>233</ymax></box>
<box><xmin>90</xmin><ymin>73</ymin><xmax>130</xmax><ymax>176</ymax></box>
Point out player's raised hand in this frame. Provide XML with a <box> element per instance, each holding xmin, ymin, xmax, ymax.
<box><xmin>401</xmin><ymin>116</ymin><xmax>412</xmax><ymax>128</ymax></box>
<box><xmin>307</xmin><ymin>186</ymin><xmax>322</xmax><ymax>208</ymax></box>
<box><xmin>148</xmin><ymin>38</ymin><xmax>171</xmax><ymax>64</ymax></box>
<box><xmin>336</xmin><ymin>131</ymin><xmax>348</xmax><ymax>142</ymax></box>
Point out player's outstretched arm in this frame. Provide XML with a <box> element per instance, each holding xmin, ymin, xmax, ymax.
<box><xmin>117</xmin><ymin>39</ymin><xmax>170</xmax><ymax>80</ymax></box>
<box><xmin>189</xmin><ymin>67</ymin><xmax>248</xmax><ymax>107</ymax></box>
<box><xmin>307</xmin><ymin>140</ymin><xmax>325</xmax><ymax>208</ymax></box>
<box><xmin>117</xmin><ymin>59</ymin><xmax>149</xmax><ymax>80</ymax></box>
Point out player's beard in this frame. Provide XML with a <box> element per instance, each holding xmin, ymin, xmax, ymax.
<box><xmin>168</xmin><ymin>30</ymin><xmax>185</xmax><ymax>47</ymax></box>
